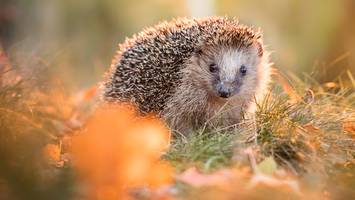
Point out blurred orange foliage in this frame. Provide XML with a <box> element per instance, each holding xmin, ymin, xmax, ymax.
<box><xmin>71</xmin><ymin>104</ymin><xmax>173</xmax><ymax>199</ymax></box>
<box><xmin>43</xmin><ymin>144</ymin><xmax>61</xmax><ymax>162</ymax></box>
<box><xmin>343</xmin><ymin>120</ymin><xmax>355</xmax><ymax>137</ymax></box>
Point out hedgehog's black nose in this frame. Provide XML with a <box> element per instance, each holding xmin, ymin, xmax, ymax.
<box><xmin>218</xmin><ymin>89</ymin><xmax>231</xmax><ymax>98</ymax></box>
<box><xmin>216</xmin><ymin>82</ymin><xmax>234</xmax><ymax>98</ymax></box>
<box><xmin>216</xmin><ymin>83</ymin><xmax>233</xmax><ymax>98</ymax></box>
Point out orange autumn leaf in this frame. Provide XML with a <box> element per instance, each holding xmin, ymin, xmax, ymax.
<box><xmin>303</xmin><ymin>123</ymin><xmax>320</xmax><ymax>132</ymax></box>
<box><xmin>248</xmin><ymin>174</ymin><xmax>301</xmax><ymax>195</ymax></box>
<box><xmin>83</xmin><ymin>86</ymin><xmax>98</xmax><ymax>101</ymax></box>
<box><xmin>176</xmin><ymin>167</ymin><xmax>234</xmax><ymax>187</ymax></box>
<box><xmin>146</xmin><ymin>162</ymin><xmax>174</xmax><ymax>188</ymax></box>
<box><xmin>343</xmin><ymin>120</ymin><xmax>355</xmax><ymax>136</ymax></box>
<box><xmin>324</xmin><ymin>82</ymin><xmax>339</xmax><ymax>88</ymax></box>
<box><xmin>31</xmin><ymin>89</ymin><xmax>74</xmax><ymax>120</ymax></box>
<box><xmin>71</xmin><ymin>104</ymin><xmax>173</xmax><ymax>200</ymax></box>
<box><xmin>43</xmin><ymin>144</ymin><xmax>61</xmax><ymax>162</ymax></box>
<box><xmin>273</xmin><ymin>69</ymin><xmax>302</xmax><ymax>103</ymax></box>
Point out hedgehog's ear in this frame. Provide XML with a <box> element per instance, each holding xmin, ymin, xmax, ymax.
<box><xmin>256</xmin><ymin>41</ymin><xmax>263</xmax><ymax>57</ymax></box>
<box><xmin>255</xmin><ymin>29</ymin><xmax>264</xmax><ymax>57</ymax></box>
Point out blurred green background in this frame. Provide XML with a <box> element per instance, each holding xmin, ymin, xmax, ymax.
<box><xmin>0</xmin><ymin>0</ymin><xmax>354</xmax><ymax>89</ymax></box>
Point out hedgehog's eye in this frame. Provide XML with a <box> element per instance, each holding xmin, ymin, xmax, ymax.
<box><xmin>209</xmin><ymin>63</ymin><xmax>218</xmax><ymax>73</ymax></box>
<box><xmin>240</xmin><ymin>65</ymin><xmax>247</xmax><ymax>76</ymax></box>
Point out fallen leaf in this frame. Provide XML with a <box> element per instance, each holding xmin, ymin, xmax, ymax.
<box><xmin>83</xmin><ymin>86</ymin><xmax>98</xmax><ymax>101</ymax></box>
<box><xmin>324</xmin><ymin>82</ymin><xmax>339</xmax><ymax>88</ymax></box>
<box><xmin>303</xmin><ymin>123</ymin><xmax>320</xmax><ymax>132</ymax></box>
<box><xmin>43</xmin><ymin>144</ymin><xmax>61</xmax><ymax>162</ymax></box>
<box><xmin>248</xmin><ymin>174</ymin><xmax>301</xmax><ymax>195</ymax></box>
<box><xmin>343</xmin><ymin>120</ymin><xmax>355</xmax><ymax>136</ymax></box>
<box><xmin>176</xmin><ymin>167</ymin><xmax>234</xmax><ymax>187</ymax></box>
<box><xmin>274</xmin><ymin>70</ymin><xmax>302</xmax><ymax>103</ymax></box>
<box><xmin>71</xmin><ymin>104</ymin><xmax>173</xmax><ymax>199</ymax></box>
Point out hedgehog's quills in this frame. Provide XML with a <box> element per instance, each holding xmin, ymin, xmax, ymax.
<box><xmin>101</xmin><ymin>17</ymin><xmax>272</xmax><ymax>134</ymax></box>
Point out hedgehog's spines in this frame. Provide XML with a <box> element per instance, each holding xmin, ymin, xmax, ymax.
<box><xmin>102</xmin><ymin>17</ymin><xmax>270</xmax><ymax>126</ymax></box>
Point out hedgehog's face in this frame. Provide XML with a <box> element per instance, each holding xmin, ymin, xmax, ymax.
<box><xmin>194</xmin><ymin>45</ymin><xmax>262</xmax><ymax>99</ymax></box>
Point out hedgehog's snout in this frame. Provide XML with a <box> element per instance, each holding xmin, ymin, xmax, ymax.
<box><xmin>216</xmin><ymin>81</ymin><xmax>238</xmax><ymax>98</ymax></box>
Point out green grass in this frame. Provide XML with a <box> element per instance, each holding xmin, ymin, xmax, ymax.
<box><xmin>163</xmin><ymin>72</ymin><xmax>355</xmax><ymax>199</ymax></box>
<box><xmin>165</xmin><ymin>72</ymin><xmax>355</xmax><ymax>177</ymax></box>
<box><xmin>1</xmin><ymin>67</ymin><xmax>354</xmax><ymax>199</ymax></box>
<box><xmin>164</xmin><ymin>129</ymin><xmax>237</xmax><ymax>172</ymax></box>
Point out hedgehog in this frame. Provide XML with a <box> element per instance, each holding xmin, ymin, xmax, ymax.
<box><xmin>101</xmin><ymin>17</ymin><xmax>272</xmax><ymax>134</ymax></box>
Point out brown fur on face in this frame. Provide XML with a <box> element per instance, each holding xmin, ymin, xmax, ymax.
<box><xmin>101</xmin><ymin>17</ymin><xmax>272</xmax><ymax>134</ymax></box>
<box><xmin>163</xmin><ymin>42</ymin><xmax>271</xmax><ymax>133</ymax></box>
<box><xmin>189</xmin><ymin>43</ymin><xmax>262</xmax><ymax>98</ymax></box>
